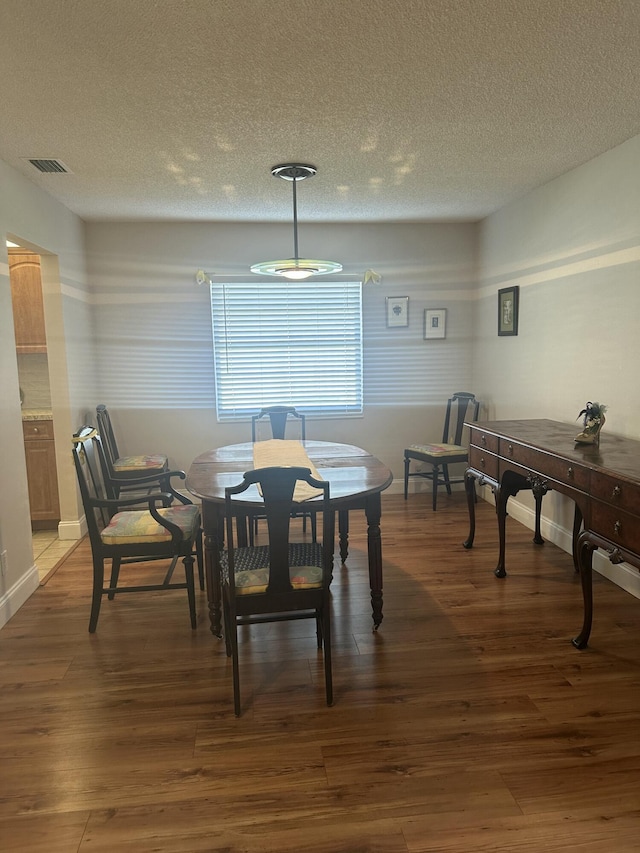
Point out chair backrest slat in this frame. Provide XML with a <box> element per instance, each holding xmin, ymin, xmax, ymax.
<box><xmin>72</xmin><ymin>427</ymin><xmax>112</xmax><ymax>536</ymax></box>
<box><xmin>251</xmin><ymin>405</ymin><xmax>306</xmax><ymax>442</ymax></box>
<box><xmin>225</xmin><ymin>466</ymin><xmax>330</xmax><ymax>595</ymax></box>
<box><xmin>442</xmin><ymin>392</ymin><xmax>479</xmax><ymax>445</ymax></box>
<box><xmin>96</xmin><ymin>404</ymin><xmax>122</xmax><ymax>468</ymax></box>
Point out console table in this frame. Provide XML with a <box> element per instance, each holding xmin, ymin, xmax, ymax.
<box><xmin>462</xmin><ymin>419</ymin><xmax>640</xmax><ymax>648</ymax></box>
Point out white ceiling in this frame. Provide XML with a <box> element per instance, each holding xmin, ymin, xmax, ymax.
<box><xmin>1</xmin><ymin>0</ymin><xmax>639</xmax><ymax>223</ymax></box>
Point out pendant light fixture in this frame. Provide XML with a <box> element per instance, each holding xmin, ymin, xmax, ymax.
<box><xmin>250</xmin><ymin>163</ymin><xmax>342</xmax><ymax>280</ymax></box>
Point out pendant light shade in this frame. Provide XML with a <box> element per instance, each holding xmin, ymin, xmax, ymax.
<box><xmin>251</xmin><ymin>163</ymin><xmax>342</xmax><ymax>279</ymax></box>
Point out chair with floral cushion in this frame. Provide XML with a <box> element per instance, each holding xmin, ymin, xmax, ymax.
<box><xmin>96</xmin><ymin>404</ymin><xmax>169</xmax><ymax>496</ymax></box>
<box><xmin>72</xmin><ymin>426</ymin><xmax>202</xmax><ymax>633</ymax></box>
<box><xmin>221</xmin><ymin>465</ymin><xmax>334</xmax><ymax>716</ymax></box>
<box><xmin>403</xmin><ymin>392</ymin><xmax>480</xmax><ymax>511</ymax></box>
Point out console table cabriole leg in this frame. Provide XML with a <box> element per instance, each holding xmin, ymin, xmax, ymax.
<box><xmin>572</xmin><ymin>532</ymin><xmax>596</xmax><ymax>649</ymax></box>
<box><xmin>494</xmin><ymin>481</ymin><xmax>512</xmax><ymax>579</ymax></box>
<box><xmin>532</xmin><ymin>490</ymin><xmax>545</xmax><ymax>545</ymax></box>
<box><xmin>463</xmin><ymin>470</ymin><xmax>477</xmax><ymax>549</ymax></box>
<box><xmin>572</xmin><ymin>504</ymin><xmax>583</xmax><ymax>573</ymax></box>
<box><xmin>365</xmin><ymin>495</ymin><xmax>384</xmax><ymax>630</ymax></box>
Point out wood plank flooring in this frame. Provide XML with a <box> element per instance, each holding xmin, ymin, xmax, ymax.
<box><xmin>1</xmin><ymin>493</ymin><xmax>640</xmax><ymax>852</ymax></box>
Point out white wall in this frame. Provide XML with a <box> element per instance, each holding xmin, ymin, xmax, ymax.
<box><xmin>84</xmin><ymin>220</ymin><xmax>477</xmax><ymax>478</ymax></box>
<box><xmin>0</xmin><ymin>159</ymin><xmax>93</xmax><ymax>627</ymax></box>
<box><xmin>475</xmin><ymin>133</ymin><xmax>640</xmax><ymax>595</ymax></box>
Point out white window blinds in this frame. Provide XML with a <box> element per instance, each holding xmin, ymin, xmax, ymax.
<box><xmin>211</xmin><ymin>280</ymin><xmax>363</xmax><ymax>421</ymax></box>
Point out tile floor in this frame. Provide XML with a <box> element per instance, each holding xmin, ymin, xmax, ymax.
<box><xmin>32</xmin><ymin>530</ymin><xmax>81</xmax><ymax>584</ymax></box>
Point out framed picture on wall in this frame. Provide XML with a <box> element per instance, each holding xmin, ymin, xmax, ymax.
<box><xmin>424</xmin><ymin>308</ymin><xmax>446</xmax><ymax>339</ymax></box>
<box><xmin>498</xmin><ymin>286</ymin><xmax>519</xmax><ymax>336</ymax></box>
<box><xmin>386</xmin><ymin>296</ymin><xmax>409</xmax><ymax>327</ymax></box>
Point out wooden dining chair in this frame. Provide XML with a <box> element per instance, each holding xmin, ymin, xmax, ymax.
<box><xmin>251</xmin><ymin>405</ymin><xmax>305</xmax><ymax>442</ymax></box>
<box><xmin>250</xmin><ymin>405</ymin><xmax>316</xmax><ymax>542</ymax></box>
<box><xmin>403</xmin><ymin>392</ymin><xmax>480</xmax><ymax>511</ymax></box>
<box><xmin>221</xmin><ymin>465</ymin><xmax>334</xmax><ymax>716</ymax></box>
<box><xmin>96</xmin><ymin>404</ymin><xmax>169</xmax><ymax>495</ymax></box>
<box><xmin>72</xmin><ymin>426</ymin><xmax>202</xmax><ymax>632</ymax></box>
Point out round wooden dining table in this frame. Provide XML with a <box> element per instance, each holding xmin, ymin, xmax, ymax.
<box><xmin>186</xmin><ymin>440</ymin><xmax>393</xmax><ymax>636</ymax></box>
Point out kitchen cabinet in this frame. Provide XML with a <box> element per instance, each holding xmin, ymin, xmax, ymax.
<box><xmin>23</xmin><ymin>419</ymin><xmax>60</xmax><ymax>528</ymax></box>
<box><xmin>9</xmin><ymin>252</ymin><xmax>47</xmax><ymax>353</ymax></box>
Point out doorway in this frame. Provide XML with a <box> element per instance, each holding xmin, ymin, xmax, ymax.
<box><xmin>7</xmin><ymin>238</ymin><xmax>81</xmax><ymax>571</ymax></box>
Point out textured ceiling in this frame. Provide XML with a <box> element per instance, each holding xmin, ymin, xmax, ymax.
<box><xmin>1</xmin><ymin>0</ymin><xmax>639</xmax><ymax>223</ymax></box>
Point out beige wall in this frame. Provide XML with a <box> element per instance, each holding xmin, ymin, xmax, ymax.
<box><xmin>475</xmin><ymin>133</ymin><xmax>640</xmax><ymax>596</ymax></box>
<box><xmin>84</xmin><ymin>220</ymin><xmax>477</xmax><ymax>475</ymax></box>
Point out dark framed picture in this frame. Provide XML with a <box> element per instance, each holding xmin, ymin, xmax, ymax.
<box><xmin>498</xmin><ymin>286</ymin><xmax>519</xmax><ymax>336</ymax></box>
<box><xmin>386</xmin><ymin>296</ymin><xmax>409</xmax><ymax>327</ymax></box>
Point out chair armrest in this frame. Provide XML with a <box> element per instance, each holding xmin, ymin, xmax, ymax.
<box><xmin>88</xmin><ymin>491</ymin><xmax>175</xmax><ymax>511</ymax></box>
<box><xmin>107</xmin><ymin>470</ymin><xmax>192</xmax><ymax>505</ymax></box>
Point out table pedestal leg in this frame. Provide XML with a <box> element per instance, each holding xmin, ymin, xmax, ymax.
<box><xmin>338</xmin><ymin>510</ymin><xmax>349</xmax><ymax>563</ymax></box>
<box><xmin>204</xmin><ymin>531</ymin><xmax>222</xmax><ymax>638</ymax></box>
<box><xmin>365</xmin><ymin>495</ymin><xmax>383</xmax><ymax>630</ymax></box>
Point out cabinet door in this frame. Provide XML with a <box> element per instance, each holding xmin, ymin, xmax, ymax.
<box><xmin>9</xmin><ymin>253</ymin><xmax>47</xmax><ymax>352</ymax></box>
<box><xmin>24</xmin><ymin>439</ymin><xmax>60</xmax><ymax>524</ymax></box>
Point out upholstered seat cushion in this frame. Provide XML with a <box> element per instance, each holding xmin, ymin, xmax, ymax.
<box><xmin>407</xmin><ymin>443</ymin><xmax>467</xmax><ymax>458</ymax></box>
<box><xmin>101</xmin><ymin>504</ymin><xmax>200</xmax><ymax>545</ymax></box>
<box><xmin>221</xmin><ymin>543</ymin><xmax>324</xmax><ymax>595</ymax></box>
<box><xmin>113</xmin><ymin>454</ymin><xmax>168</xmax><ymax>472</ymax></box>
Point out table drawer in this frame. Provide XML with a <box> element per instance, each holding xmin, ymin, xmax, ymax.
<box><xmin>468</xmin><ymin>445</ymin><xmax>499</xmax><ymax>480</ymax></box>
<box><xmin>23</xmin><ymin>419</ymin><xmax>54</xmax><ymax>441</ymax></box>
<box><xmin>590</xmin><ymin>500</ymin><xmax>640</xmax><ymax>554</ymax></box>
<box><xmin>469</xmin><ymin>427</ymin><xmax>499</xmax><ymax>454</ymax></box>
<box><xmin>499</xmin><ymin>439</ymin><xmax>589</xmax><ymax>490</ymax></box>
<box><xmin>591</xmin><ymin>471</ymin><xmax>640</xmax><ymax>516</ymax></box>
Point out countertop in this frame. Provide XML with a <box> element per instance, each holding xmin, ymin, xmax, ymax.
<box><xmin>21</xmin><ymin>409</ymin><xmax>53</xmax><ymax>421</ymax></box>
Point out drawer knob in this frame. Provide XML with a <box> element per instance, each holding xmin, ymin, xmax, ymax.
<box><xmin>508</xmin><ymin>444</ymin><xmax>513</xmax><ymax>456</ymax></box>
<box><xmin>612</xmin><ymin>485</ymin><xmax>622</xmax><ymax>500</ymax></box>
<box><xmin>567</xmin><ymin>466</ymin><xmax>574</xmax><ymax>479</ymax></box>
<box><xmin>481</xmin><ymin>435</ymin><xmax>487</xmax><ymax>447</ymax></box>
<box><xmin>614</xmin><ymin>520</ymin><xmax>622</xmax><ymax>535</ymax></box>
<box><xmin>33</xmin><ymin>428</ymin><xmax>39</xmax><ymax>434</ymax></box>
<box><xmin>479</xmin><ymin>456</ymin><xmax>486</xmax><ymax>469</ymax></box>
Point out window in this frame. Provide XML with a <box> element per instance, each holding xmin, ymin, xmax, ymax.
<box><xmin>211</xmin><ymin>280</ymin><xmax>363</xmax><ymax>421</ymax></box>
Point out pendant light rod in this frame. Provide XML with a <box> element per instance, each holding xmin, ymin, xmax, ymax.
<box><xmin>250</xmin><ymin>163</ymin><xmax>342</xmax><ymax>279</ymax></box>
<box><xmin>291</xmin><ymin>167</ymin><xmax>300</xmax><ymax>262</ymax></box>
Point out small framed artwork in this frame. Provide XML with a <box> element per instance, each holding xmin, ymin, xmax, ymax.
<box><xmin>386</xmin><ymin>296</ymin><xmax>409</xmax><ymax>327</ymax></box>
<box><xmin>498</xmin><ymin>286</ymin><xmax>519</xmax><ymax>336</ymax></box>
<box><xmin>424</xmin><ymin>308</ymin><xmax>446</xmax><ymax>339</ymax></box>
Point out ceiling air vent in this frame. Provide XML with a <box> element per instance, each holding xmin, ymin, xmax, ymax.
<box><xmin>25</xmin><ymin>158</ymin><xmax>70</xmax><ymax>174</ymax></box>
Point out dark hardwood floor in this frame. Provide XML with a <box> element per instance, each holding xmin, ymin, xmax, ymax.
<box><xmin>1</xmin><ymin>493</ymin><xmax>640</xmax><ymax>852</ymax></box>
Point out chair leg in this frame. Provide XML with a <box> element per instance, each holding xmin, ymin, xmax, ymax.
<box><xmin>230</xmin><ymin>615</ymin><xmax>241</xmax><ymax>717</ymax></box>
<box><xmin>107</xmin><ymin>557</ymin><xmax>121</xmax><ymax>600</ymax></box>
<box><xmin>442</xmin><ymin>463</ymin><xmax>453</xmax><ymax>495</ymax></box>
<box><xmin>432</xmin><ymin>464</ymin><xmax>440</xmax><ymax>511</ymax></box>
<box><xmin>89</xmin><ymin>557</ymin><xmax>105</xmax><ymax>633</ymax></box>
<box><xmin>322</xmin><ymin>603</ymin><xmax>333</xmax><ymax>707</ymax></box>
<box><xmin>404</xmin><ymin>453</ymin><xmax>410</xmax><ymax>499</ymax></box>
<box><xmin>222</xmin><ymin>592</ymin><xmax>232</xmax><ymax>658</ymax></box>
<box><xmin>183</xmin><ymin>554</ymin><xmax>197</xmax><ymax>630</ymax></box>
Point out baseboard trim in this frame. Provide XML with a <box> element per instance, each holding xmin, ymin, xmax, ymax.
<box><xmin>58</xmin><ymin>516</ymin><xmax>87</xmax><ymax>540</ymax></box>
<box><xmin>0</xmin><ymin>564</ymin><xmax>39</xmax><ymax>630</ymax></box>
